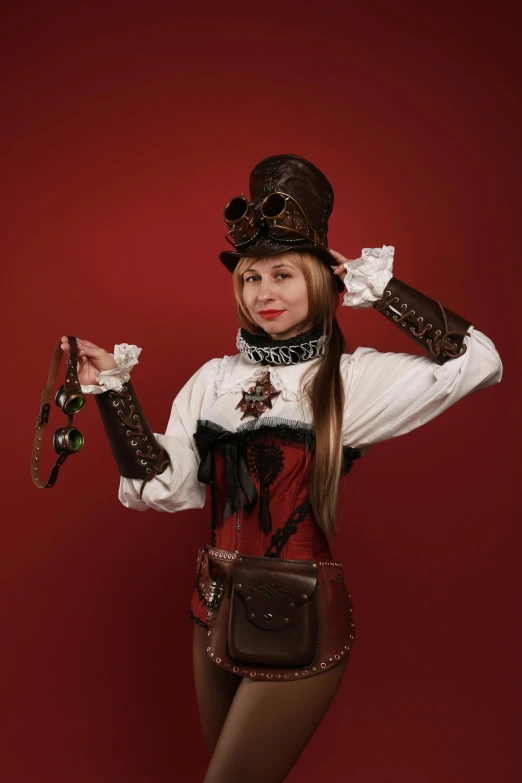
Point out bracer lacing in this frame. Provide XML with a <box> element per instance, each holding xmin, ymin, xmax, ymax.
<box><xmin>374</xmin><ymin>292</ymin><xmax>471</xmax><ymax>360</ymax></box>
<box><xmin>108</xmin><ymin>385</ymin><xmax>171</xmax><ymax>499</ymax></box>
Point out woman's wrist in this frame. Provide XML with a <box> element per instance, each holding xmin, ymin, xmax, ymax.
<box><xmin>81</xmin><ymin>343</ymin><xmax>142</xmax><ymax>395</ymax></box>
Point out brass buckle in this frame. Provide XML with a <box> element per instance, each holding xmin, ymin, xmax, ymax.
<box><xmin>206</xmin><ymin>577</ymin><xmax>225</xmax><ymax>621</ymax></box>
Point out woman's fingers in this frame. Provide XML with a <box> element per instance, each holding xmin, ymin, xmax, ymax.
<box><xmin>329</xmin><ymin>248</ymin><xmax>355</xmax><ymax>265</ymax></box>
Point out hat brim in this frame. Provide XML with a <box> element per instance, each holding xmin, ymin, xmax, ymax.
<box><xmin>219</xmin><ymin>243</ymin><xmax>345</xmax><ymax>294</ymax></box>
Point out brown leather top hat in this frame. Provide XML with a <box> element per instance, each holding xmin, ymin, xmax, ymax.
<box><xmin>219</xmin><ymin>153</ymin><xmax>344</xmax><ymax>293</ymax></box>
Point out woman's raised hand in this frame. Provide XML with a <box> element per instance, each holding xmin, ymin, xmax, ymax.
<box><xmin>60</xmin><ymin>336</ymin><xmax>119</xmax><ymax>386</ymax></box>
<box><xmin>329</xmin><ymin>248</ymin><xmax>357</xmax><ymax>283</ymax></box>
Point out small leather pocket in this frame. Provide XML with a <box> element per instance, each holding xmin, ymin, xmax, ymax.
<box><xmin>227</xmin><ymin>557</ymin><xmax>321</xmax><ymax>667</ymax></box>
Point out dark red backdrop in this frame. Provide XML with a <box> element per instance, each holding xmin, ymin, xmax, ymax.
<box><xmin>1</xmin><ymin>2</ymin><xmax>520</xmax><ymax>781</ymax></box>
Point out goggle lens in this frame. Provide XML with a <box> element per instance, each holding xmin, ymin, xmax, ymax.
<box><xmin>224</xmin><ymin>196</ymin><xmax>250</xmax><ymax>222</ymax></box>
<box><xmin>53</xmin><ymin>426</ymin><xmax>84</xmax><ymax>454</ymax></box>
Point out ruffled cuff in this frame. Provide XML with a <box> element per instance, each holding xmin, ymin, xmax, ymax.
<box><xmin>80</xmin><ymin>343</ymin><xmax>142</xmax><ymax>395</ymax></box>
<box><xmin>342</xmin><ymin>245</ymin><xmax>395</xmax><ymax>309</ymax></box>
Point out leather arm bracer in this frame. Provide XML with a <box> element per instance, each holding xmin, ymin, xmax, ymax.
<box><xmin>373</xmin><ymin>277</ymin><xmax>473</xmax><ymax>365</ymax></box>
<box><xmin>94</xmin><ymin>381</ymin><xmax>171</xmax><ymax>499</ymax></box>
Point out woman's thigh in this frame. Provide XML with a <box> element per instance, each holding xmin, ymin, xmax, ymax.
<box><xmin>192</xmin><ymin>624</ymin><xmax>242</xmax><ymax>755</ymax></box>
<box><xmin>202</xmin><ymin>658</ymin><xmax>348</xmax><ymax>783</ymax></box>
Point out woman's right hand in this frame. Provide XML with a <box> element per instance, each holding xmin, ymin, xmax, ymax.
<box><xmin>60</xmin><ymin>336</ymin><xmax>119</xmax><ymax>386</ymax></box>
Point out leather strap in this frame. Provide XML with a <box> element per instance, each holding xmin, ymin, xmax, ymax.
<box><xmin>31</xmin><ymin>336</ymin><xmax>83</xmax><ymax>488</ymax></box>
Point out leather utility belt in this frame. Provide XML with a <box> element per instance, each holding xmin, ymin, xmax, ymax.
<box><xmin>31</xmin><ymin>336</ymin><xmax>86</xmax><ymax>488</ymax></box>
<box><xmin>197</xmin><ymin>544</ymin><xmax>356</xmax><ymax>681</ymax></box>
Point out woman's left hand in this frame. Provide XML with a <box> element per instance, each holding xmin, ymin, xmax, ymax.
<box><xmin>329</xmin><ymin>248</ymin><xmax>356</xmax><ymax>283</ymax></box>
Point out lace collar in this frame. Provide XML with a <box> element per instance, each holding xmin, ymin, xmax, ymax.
<box><xmin>236</xmin><ymin>324</ymin><xmax>326</xmax><ymax>366</ymax></box>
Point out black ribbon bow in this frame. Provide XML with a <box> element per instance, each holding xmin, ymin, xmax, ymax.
<box><xmin>195</xmin><ymin>425</ymin><xmax>258</xmax><ymax>519</ymax></box>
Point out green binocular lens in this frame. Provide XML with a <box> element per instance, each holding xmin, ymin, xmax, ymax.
<box><xmin>53</xmin><ymin>427</ymin><xmax>85</xmax><ymax>454</ymax></box>
<box><xmin>55</xmin><ymin>385</ymin><xmax>86</xmax><ymax>415</ymax></box>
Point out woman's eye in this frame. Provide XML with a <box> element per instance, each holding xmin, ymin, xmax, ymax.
<box><xmin>244</xmin><ymin>273</ymin><xmax>291</xmax><ymax>283</ymax></box>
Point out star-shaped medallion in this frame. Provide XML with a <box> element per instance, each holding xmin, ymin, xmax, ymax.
<box><xmin>235</xmin><ymin>371</ymin><xmax>281</xmax><ymax>420</ymax></box>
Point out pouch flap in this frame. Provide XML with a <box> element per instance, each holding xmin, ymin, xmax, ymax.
<box><xmin>232</xmin><ymin>559</ymin><xmax>318</xmax><ymax>631</ymax></box>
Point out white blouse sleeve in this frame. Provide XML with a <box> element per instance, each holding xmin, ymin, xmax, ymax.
<box><xmin>341</xmin><ymin>326</ymin><xmax>503</xmax><ymax>450</ymax></box>
<box><xmin>342</xmin><ymin>245</ymin><xmax>395</xmax><ymax>309</ymax></box>
<box><xmin>118</xmin><ymin>358</ymin><xmax>221</xmax><ymax>513</ymax></box>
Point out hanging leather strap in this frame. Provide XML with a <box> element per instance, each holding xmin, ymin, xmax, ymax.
<box><xmin>31</xmin><ymin>336</ymin><xmax>82</xmax><ymax>488</ymax></box>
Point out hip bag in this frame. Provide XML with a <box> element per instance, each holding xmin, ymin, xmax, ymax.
<box><xmin>196</xmin><ymin>545</ymin><xmax>355</xmax><ymax>681</ymax></box>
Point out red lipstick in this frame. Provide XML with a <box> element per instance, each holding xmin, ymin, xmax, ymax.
<box><xmin>258</xmin><ymin>310</ymin><xmax>285</xmax><ymax>319</ymax></box>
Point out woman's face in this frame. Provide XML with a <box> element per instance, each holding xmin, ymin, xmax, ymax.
<box><xmin>241</xmin><ymin>254</ymin><xmax>313</xmax><ymax>340</ymax></box>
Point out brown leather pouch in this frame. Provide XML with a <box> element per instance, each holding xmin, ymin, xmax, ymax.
<box><xmin>227</xmin><ymin>555</ymin><xmax>320</xmax><ymax>667</ymax></box>
<box><xmin>199</xmin><ymin>545</ymin><xmax>354</xmax><ymax>681</ymax></box>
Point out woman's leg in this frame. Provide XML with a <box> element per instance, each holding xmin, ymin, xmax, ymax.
<box><xmin>202</xmin><ymin>658</ymin><xmax>348</xmax><ymax>783</ymax></box>
<box><xmin>192</xmin><ymin>624</ymin><xmax>242</xmax><ymax>755</ymax></box>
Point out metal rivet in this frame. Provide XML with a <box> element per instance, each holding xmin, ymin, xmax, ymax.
<box><xmin>283</xmin><ymin>618</ymin><xmax>289</xmax><ymax>623</ymax></box>
<box><xmin>237</xmin><ymin>583</ymin><xmax>242</xmax><ymax>588</ymax></box>
<box><xmin>289</xmin><ymin>602</ymin><xmax>295</xmax><ymax>608</ymax></box>
<box><xmin>250</xmin><ymin>613</ymin><xmax>255</xmax><ymax>618</ymax></box>
<box><xmin>246</xmin><ymin>596</ymin><xmax>251</xmax><ymax>601</ymax></box>
<box><xmin>301</xmin><ymin>594</ymin><xmax>308</xmax><ymax>599</ymax></box>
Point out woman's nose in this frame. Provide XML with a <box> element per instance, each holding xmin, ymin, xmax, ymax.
<box><xmin>257</xmin><ymin>279</ymin><xmax>277</xmax><ymax>302</ymax></box>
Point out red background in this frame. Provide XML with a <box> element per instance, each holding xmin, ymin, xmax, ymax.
<box><xmin>1</xmin><ymin>2</ymin><xmax>520</xmax><ymax>781</ymax></box>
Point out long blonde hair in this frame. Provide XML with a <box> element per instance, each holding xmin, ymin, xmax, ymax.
<box><xmin>232</xmin><ymin>250</ymin><xmax>346</xmax><ymax>539</ymax></box>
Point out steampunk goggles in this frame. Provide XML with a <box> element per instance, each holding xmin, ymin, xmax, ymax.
<box><xmin>223</xmin><ymin>190</ymin><xmax>325</xmax><ymax>249</ymax></box>
<box><xmin>31</xmin><ymin>336</ymin><xmax>86</xmax><ymax>488</ymax></box>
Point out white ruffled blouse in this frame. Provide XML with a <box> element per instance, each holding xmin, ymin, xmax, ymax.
<box><xmin>81</xmin><ymin>246</ymin><xmax>503</xmax><ymax>514</ymax></box>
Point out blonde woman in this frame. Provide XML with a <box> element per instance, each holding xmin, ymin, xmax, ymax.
<box><xmin>60</xmin><ymin>154</ymin><xmax>502</xmax><ymax>783</ymax></box>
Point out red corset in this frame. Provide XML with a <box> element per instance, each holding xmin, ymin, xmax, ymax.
<box><xmin>194</xmin><ymin>420</ymin><xmax>362</xmax><ymax>561</ymax></box>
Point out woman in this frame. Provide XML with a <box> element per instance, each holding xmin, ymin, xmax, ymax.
<box><xmin>60</xmin><ymin>154</ymin><xmax>502</xmax><ymax>783</ymax></box>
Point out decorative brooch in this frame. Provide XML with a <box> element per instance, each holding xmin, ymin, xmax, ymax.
<box><xmin>235</xmin><ymin>372</ymin><xmax>281</xmax><ymax>420</ymax></box>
